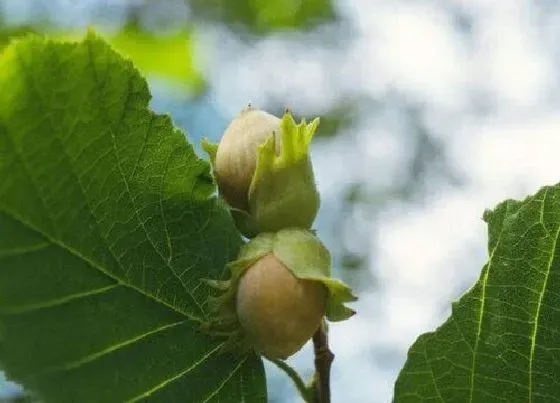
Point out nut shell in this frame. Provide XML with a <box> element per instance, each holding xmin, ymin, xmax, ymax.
<box><xmin>236</xmin><ymin>253</ymin><xmax>327</xmax><ymax>359</ymax></box>
<box><xmin>215</xmin><ymin>108</ymin><xmax>281</xmax><ymax>210</ymax></box>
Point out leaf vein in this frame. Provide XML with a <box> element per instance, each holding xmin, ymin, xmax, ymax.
<box><xmin>126</xmin><ymin>342</ymin><xmax>225</xmax><ymax>402</ymax></box>
<box><xmin>0</xmin><ymin>241</ymin><xmax>51</xmax><ymax>258</ymax></box>
<box><xmin>84</xmin><ymin>41</ymin><xmax>204</xmax><ymax>319</ymax></box>
<box><xmin>0</xmin><ymin>206</ymin><xmax>194</xmax><ymax>321</ymax></box>
<box><xmin>1</xmin><ymin>284</ymin><xmax>119</xmax><ymax>315</ymax></box>
<box><xmin>528</xmin><ymin>188</ymin><xmax>558</xmax><ymax>403</ymax></box>
<box><xmin>36</xmin><ymin>319</ymin><xmax>189</xmax><ymax>376</ymax></box>
<box><xmin>424</xmin><ymin>338</ymin><xmax>445</xmax><ymax>402</ymax></box>
<box><xmin>202</xmin><ymin>356</ymin><xmax>248</xmax><ymax>403</ymax></box>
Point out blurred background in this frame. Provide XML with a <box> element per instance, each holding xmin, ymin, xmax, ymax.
<box><xmin>1</xmin><ymin>0</ymin><xmax>560</xmax><ymax>402</ymax></box>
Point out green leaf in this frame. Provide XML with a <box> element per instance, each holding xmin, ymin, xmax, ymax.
<box><xmin>0</xmin><ymin>25</ymin><xmax>36</xmax><ymax>51</ymax></box>
<box><xmin>394</xmin><ymin>184</ymin><xmax>560</xmax><ymax>402</ymax></box>
<box><xmin>0</xmin><ymin>33</ymin><xmax>265</xmax><ymax>402</ymax></box>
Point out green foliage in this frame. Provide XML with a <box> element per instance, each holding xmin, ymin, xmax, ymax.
<box><xmin>395</xmin><ymin>185</ymin><xmax>560</xmax><ymax>402</ymax></box>
<box><xmin>0</xmin><ymin>33</ymin><xmax>265</xmax><ymax>402</ymax></box>
<box><xmin>0</xmin><ymin>25</ymin><xmax>36</xmax><ymax>50</ymax></box>
<box><xmin>52</xmin><ymin>25</ymin><xmax>205</xmax><ymax>93</ymax></box>
<box><xmin>189</xmin><ymin>0</ymin><xmax>336</xmax><ymax>34</ymax></box>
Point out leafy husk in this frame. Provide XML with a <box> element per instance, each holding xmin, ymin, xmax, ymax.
<box><xmin>202</xmin><ymin>228</ymin><xmax>357</xmax><ymax>355</ymax></box>
<box><xmin>202</xmin><ymin>112</ymin><xmax>321</xmax><ymax>238</ymax></box>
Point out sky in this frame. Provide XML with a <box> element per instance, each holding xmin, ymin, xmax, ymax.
<box><xmin>2</xmin><ymin>0</ymin><xmax>560</xmax><ymax>402</ymax></box>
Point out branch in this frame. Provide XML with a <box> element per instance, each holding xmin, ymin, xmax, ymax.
<box><xmin>312</xmin><ymin>320</ymin><xmax>334</xmax><ymax>403</ymax></box>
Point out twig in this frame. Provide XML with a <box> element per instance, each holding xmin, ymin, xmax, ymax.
<box><xmin>312</xmin><ymin>320</ymin><xmax>334</xmax><ymax>403</ymax></box>
<box><xmin>267</xmin><ymin>357</ymin><xmax>313</xmax><ymax>402</ymax></box>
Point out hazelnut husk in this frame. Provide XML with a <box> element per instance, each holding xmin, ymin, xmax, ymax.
<box><xmin>202</xmin><ymin>107</ymin><xmax>321</xmax><ymax>238</ymax></box>
<box><xmin>203</xmin><ymin>228</ymin><xmax>357</xmax><ymax>360</ymax></box>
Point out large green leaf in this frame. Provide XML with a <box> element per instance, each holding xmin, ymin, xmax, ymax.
<box><xmin>394</xmin><ymin>185</ymin><xmax>560</xmax><ymax>402</ymax></box>
<box><xmin>0</xmin><ymin>33</ymin><xmax>266</xmax><ymax>402</ymax></box>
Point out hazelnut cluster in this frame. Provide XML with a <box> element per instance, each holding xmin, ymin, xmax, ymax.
<box><xmin>203</xmin><ymin>107</ymin><xmax>356</xmax><ymax>359</ymax></box>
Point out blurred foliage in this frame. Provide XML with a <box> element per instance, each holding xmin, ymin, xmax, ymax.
<box><xmin>400</xmin><ymin>103</ymin><xmax>464</xmax><ymax>198</ymax></box>
<box><xmin>0</xmin><ymin>0</ymin><xmax>463</xmax><ymax>300</ymax></box>
<box><xmin>0</xmin><ymin>24</ymin><xmax>35</xmax><ymax>50</ymax></box>
<box><xmin>0</xmin><ymin>2</ymin><xmax>461</xmax><ymax>290</ymax></box>
<box><xmin>0</xmin><ymin>0</ymin><xmax>339</xmax><ymax>92</ymax></box>
<box><xmin>0</xmin><ymin>23</ymin><xmax>205</xmax><ymax>95</ymax></box>
<box><xmin>0</xmin><ymin>3</ymin><xmax>469</xmax><ymax>401</ymax></box>
<box><xmin>314</xmin><ymin>103</ymin><xmax>360</xmax><ymax>138</ymax></box>
<box><xmin>268</xmin><ymin>101</ymin><xmax>361</xmax><ymax>139</ymax></box>
<box><xmin>109</xmin><ymin>23</ymin><xmax>205</xmax><ymax>94</ymax></box>
<box><xmin>55</xmin><ymin>22</ymin><xmax>205</xmax><ymax>95</ymax></box>
<box><xmin>0</xmin><ymin>396</ymin><xmax>31</xmax><ymax>403</ymax></box>
<box><xmin>188</xmin><ymin>0</ymin><xmax>336</xmax><ymax>34</ymax></box>
<box><xmin>330</xmin><ymin>98</ymin><xmax>463</xmax><ymax>290</ymax></box>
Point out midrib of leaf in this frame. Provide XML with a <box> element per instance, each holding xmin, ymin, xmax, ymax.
<box><xmin>529</xmin><ymin>189</ymin><xmax>558</xmax><ymax>403</ymax></box>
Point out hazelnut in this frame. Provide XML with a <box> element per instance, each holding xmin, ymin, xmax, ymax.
<box><xmin>236</xmin><ymin>253</ymin><xmax>327</xmax><ymax>359</ymax></box>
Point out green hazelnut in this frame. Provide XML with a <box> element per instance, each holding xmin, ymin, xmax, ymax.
<box><xmin>203</xmin><ymin>228</ymin><xmax>357</xmax><ymax>359</ymax></box>
<box><xmin>236</xmin><ymin>253</ymin><xmax>327</xmax><ymax>359</ymax></box>
<box><xmin>214</xmin><ymin>107</ymin><xmax>281</xmax><ymax>211</ymax></box>
<box><xmin>203</xmin><ymin>107</ymin><xmax>321</xmax><ymax>238</ymax></box>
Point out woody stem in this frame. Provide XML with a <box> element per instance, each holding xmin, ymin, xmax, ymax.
<box><xmin>312</xmin><ymin>320</ymin><xmax>333</xmax><ymax>403</ymax></box>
